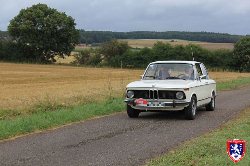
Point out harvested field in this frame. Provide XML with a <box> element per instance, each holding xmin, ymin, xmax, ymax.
<box><xmin>0</xmin><ymin>63</ymin><xmax>141</xmax><ymax>110</ymax></box>
<box><xmin>119</xmin><ymin>39</ymin><xmax>234</xmax><ymax>50</ymax></box>
<box><xmin>0</xmin><ymin>62</ymin><xmax>249</xmax><ymax>110</ymax></box>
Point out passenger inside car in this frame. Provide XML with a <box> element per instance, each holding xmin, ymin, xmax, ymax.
<box><xmin>182</xmin><ymin>66</ymin><xmax>194</xmax><ymax>80</ymax></box>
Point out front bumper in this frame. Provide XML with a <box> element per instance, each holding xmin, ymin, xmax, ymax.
<box><xmin>124</xmin><ymin>98</ymin><xmax>190</xmax><ymax>111</ymax></box>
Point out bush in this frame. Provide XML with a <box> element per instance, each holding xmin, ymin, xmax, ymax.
<box><xmin>73</xmin><ymin>48</ymin><xmax>102</xmax><ymax>66</ymax></box>
<box><xmin>0</xmin><ymin>41</ymin><xmax>24</xmax><ymax>62</ymax></box>
<box><xmin>100</xmin><ymin>40</ymin><xmax>129</xmax><ymax>61</ymax></box>
<box><xmin>72</xmin><ymin>40</ymin><xmax>234</xmax><ymax>70</ymax></box>
<box><xmin>233</xmin><ymin>37</ymin><xmax>250</xmax><ymax>72</ymax></box>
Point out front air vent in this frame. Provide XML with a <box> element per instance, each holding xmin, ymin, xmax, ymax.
<box><xmin>132</xmin><ymin>90</ymin><xmax>185</xmax><ymax>99</ymax></box>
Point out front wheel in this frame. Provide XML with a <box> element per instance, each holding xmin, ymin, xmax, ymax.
<box><xmin>184</xmin><ymin>96</ymin><xmax>197</xmax><ymax>120</ymax></box>
<box><xmin>206</xmin><ymin>94</ymin><xmax>216</xmax><ymax>111</ymax></box>
<box><xmin>127</xmin><ymin>105</ymin><xmax>140</xmax><ymax>118</ymax></box>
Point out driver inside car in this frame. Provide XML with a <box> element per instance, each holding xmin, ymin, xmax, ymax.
<box><xmin>158</xmin><ymin>66</ymin><xmax>171</xmax><ymax>79</ymax></box>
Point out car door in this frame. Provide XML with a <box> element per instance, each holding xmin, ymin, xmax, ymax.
<box><xmin>200</xmin><ymin>63</ymin><xmax>214</xmax><ymax>98</ymax></box>
<box><xmin>194</xmin><ymin>63</ymin><xmax>211</xmax><ymax>106</ymax></box>
<box><xmin>199</xmin><ymin>63</ymin><xmax>212</xmax><ymax>104</ymax></box>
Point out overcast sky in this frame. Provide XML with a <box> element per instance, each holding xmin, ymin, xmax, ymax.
<box><xmin>0</xmin><ymin>0</ymin><xmax>249</xmax><ymax>35</ymax></box>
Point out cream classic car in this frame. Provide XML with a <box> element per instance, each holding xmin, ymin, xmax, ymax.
<box><xmin>124</xmin><ymin>61</ymin><xmax>216</xmax><ymax>120</ymax></box>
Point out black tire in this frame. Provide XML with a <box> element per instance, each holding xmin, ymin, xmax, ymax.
<box><xmin>184</xmin><ymin>96</ymin><xmax>197</xmax><ymax>120</ymax></box>
<box><xmin>206</xmin><ymin>93</ymin><xmax>216</xmax><ymax>111</ymax></box>
<box><xmin>127</xmin><ymin>104</ymin><xmax>140</xmax><ymax>118</ymax></box>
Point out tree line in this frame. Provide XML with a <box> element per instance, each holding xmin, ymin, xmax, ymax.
<box><xmin>1</xmin><ymin>29</ymin><xmax>244</xmax><ymax>45</ymax></box>
<box><xmin>79</xmin><ymin>30</ymin><xmax>243</xmax><ymax>44</ymax></box>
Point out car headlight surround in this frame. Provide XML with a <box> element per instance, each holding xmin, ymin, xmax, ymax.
<box><xmin>176</xmin><ymin>91</ymin><xmax>184</xmax><ymax>100</ymax></box>
<box><xmin>127</xmin><ymin>90</ymin><xmax>134</xmax><ymax>98</ymax></box>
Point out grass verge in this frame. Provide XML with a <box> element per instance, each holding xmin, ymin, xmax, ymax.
<box><xmin>0</xmin><ymin>77</ymin><xmax>250</xmax><ymax>141</ymax></box>
<box><xmin>147</xmin><ymin>108</ymin><xmax>250</xmax><ymax>166</ymax></box>
<box><xmin>217</xmin><ymin>77</ymin><xmax>250</xmax><ymax>91</ymax></box>
<box><xmin>0</xmin><ymin>98</ymin><xmax>124</xmax><ymax>140</ymax></box>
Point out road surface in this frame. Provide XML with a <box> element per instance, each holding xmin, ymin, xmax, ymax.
<box><xmin>1</xmin><ymin>87</ymin><xmax>250</xmax><ymax>166</ymax></box>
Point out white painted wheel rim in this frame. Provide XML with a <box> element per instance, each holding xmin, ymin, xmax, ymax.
<box><xmin>212</xmin><ymin>96</ymin><xmax>215</xmax><ymax>108</ymax></box>
<box><xmin>192</xmin><ymin>100</ymin><xmax>197</xmax><ymax>116</ymax></box>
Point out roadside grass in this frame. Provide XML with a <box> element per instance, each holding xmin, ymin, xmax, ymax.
<box><xmin>217</xmin><ymin>77</ymin><xmax>250</xmax><ymax>90</ymax></box>
<box><xmin>0</xmin><ymin>109</ymin><xmax>22</xmax><ymax>120</ymax></box>
<box><xmin>0</xmin><ymin>98</ymin><xmax>124</xmax><ymax>140</ymax></box>
<box><xmin>147</xmin><ymin>108</ymin><xmax>250</xmax><ymax>166</ymax></box>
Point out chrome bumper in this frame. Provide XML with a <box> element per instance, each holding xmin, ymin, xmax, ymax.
<box><xmin>124</xmin><ymin>98</ymin><xmax>190</xmax><ymax>111</ymax></box>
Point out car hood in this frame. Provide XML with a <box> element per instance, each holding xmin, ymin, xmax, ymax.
<box><xmin>126</xmin><ymin>80</ymin><xmax>194</xmax><ymax>89</ymax></box>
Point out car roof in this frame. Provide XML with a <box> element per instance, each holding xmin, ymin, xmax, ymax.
<box><xmin>150</xmin><ymin>61</ymin><xmax>200</xmax><ymax>65</ymax></box>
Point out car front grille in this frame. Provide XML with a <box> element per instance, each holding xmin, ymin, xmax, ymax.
<box><xmin>133</xmin><ymin>90</ymin><xmax>183</xmax><ymax>99</ymax></box>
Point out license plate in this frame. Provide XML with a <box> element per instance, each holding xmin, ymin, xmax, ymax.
<box><xmin>148</xmin><ymin>101</ymin><xmax>162</xmax><ymax>106</ymax></box>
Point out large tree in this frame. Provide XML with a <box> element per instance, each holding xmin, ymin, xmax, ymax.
<box><xmin>100</xmin><ymin>40</ymin><xmax>129</xmax><ymax>61</ymax></box>
<box><xmin>8</xmin><ymin>4</ymin><xmax>79</xmax><ymax>63</ymax></box>
<box><xmin>233</xmin><ymin>37</ymin><xmax>250</xmax><ymax>72</ymax></box>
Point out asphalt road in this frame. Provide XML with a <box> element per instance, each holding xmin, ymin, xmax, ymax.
<box><xmin>1</xmin><ymin>87</ymin><xmax>250</xmax><ymax>166</ymax></box>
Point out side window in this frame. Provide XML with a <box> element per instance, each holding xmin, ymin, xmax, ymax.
<box><xmin>200</xmin><ymin>63</ymin><xmax>209</xmax><ymax>79</ymax></box>
<box><xmin>195</xmin><ymin>63</ymin><xmax>203</xmax><ymax>77</ymax></box>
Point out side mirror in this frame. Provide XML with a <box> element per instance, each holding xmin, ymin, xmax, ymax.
<box><xmin>199</xmin><ymin>75</ymin><xmax>207</xmax><ymax>80</ymax></box>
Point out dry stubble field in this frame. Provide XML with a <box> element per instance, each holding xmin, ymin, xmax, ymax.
<box><xmin>0</xmin><ymin>63</ymin><xmax>141</xmax><ymax>110</ymax></box>
<box><xmin>1</xmin><ymin>62</ymin><xmax>250</xmax><ymax>110</ymax></box>
<box><xmin>119</xmin><ymin>39</ymin><xmax>234</xmax><ymax>50</ymax></box>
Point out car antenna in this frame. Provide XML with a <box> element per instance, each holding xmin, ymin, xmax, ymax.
<box><xmin>191</xmin><ymin>45</ymin><xmax>195</xmax><ymax>61</ymax></box>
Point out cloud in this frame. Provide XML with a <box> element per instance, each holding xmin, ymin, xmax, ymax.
<box><xmin>0</xmin><ymin>0</ymin><xmax>250</xmax><ymax>34</ymax></box>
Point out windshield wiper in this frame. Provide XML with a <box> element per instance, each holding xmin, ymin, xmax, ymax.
<box><xmin>165</xmin><ymin>76</ymin><xmax>187</xmax><ymax>80</ymax></box>
<box><xmin>144</xmin><ymin>75</ymin><xmax>155</xmax><ymax>79</ymax></box>
<box><xmin>166</xmin><ymin>76</ymin><xmax>181</xmax><ymax>79</ymax></box>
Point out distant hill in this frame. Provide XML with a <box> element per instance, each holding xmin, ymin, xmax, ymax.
<box><xmin>1</xmin><ymin>30</ymin><xmax>243</xmax><ymax>44</ymax></box>
<box><xmin>79</xmin><ymin>30</ymin><xmax>243</xmax><ymax>44</ymax></box>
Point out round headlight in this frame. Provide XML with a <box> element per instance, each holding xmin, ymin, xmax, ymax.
<box><xmin>176</xmin><ymin>92</ymin><xmax>184</xmax><ymax>100</ymax></box>
<box><xmin>127</xmin><ymin>91</ymin><xmax>134</xmax><ymax>98</ymax></box>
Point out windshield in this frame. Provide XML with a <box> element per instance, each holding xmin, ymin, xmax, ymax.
<box><xmin>143</xmin><ymin>63</ymin><xmax>194</xmax><ymax>80</ymax></box>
